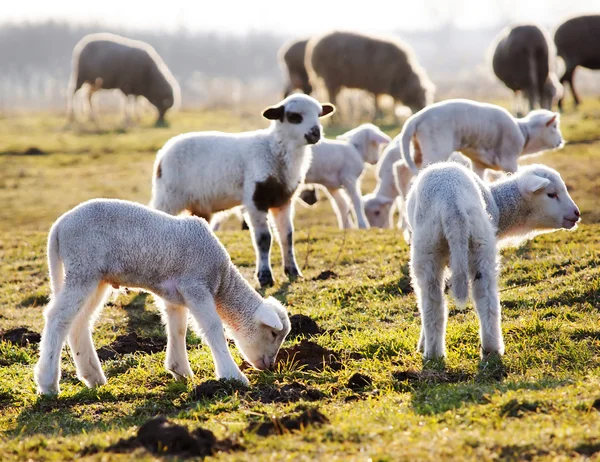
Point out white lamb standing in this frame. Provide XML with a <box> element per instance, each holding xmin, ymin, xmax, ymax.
<box><xmin>401</xmin><ymin>98</ymin><xmax>564</xmax><ymax>178</ymax></box>
<box><xmin>150</xmin><ymin>94</ymin><xmax>335</xmax><ymax>288</ymax></box>
<box><xmin>297</xmin><ymin>123</ymin><xmax>391</xmax><ymax>228</ymax></box>
<box><xmin>405</xmin><ymin>163</ymin><xmax>580</xmax><ymax>360</ymax></box>
<box><xmin>34</xmin><ymin>199</ymin><xmax>291</xmax><ymax>395</ymax></box>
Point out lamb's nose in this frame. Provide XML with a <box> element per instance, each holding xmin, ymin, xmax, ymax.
<box><xmin>574</xmin><ymin>207</ymin><xmax>581</xmax><ymax>217</ymax></box>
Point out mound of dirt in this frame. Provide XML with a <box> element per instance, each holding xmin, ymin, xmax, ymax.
<box><xmin>0</xmin><ymin>327</ymin><xmax>41</xmax><ymax>346</ymax></box>
<box><xmin>193</xmin><ymin>379</ymin><xmax>249</xmax><ymax>400</ymax></box>
<box><xmin>251</xmin><ymin>382</ymin><xmax>324</xmax><ymax>404</ymax></box>
<box><xmin>499</xmin><ymin>399</ymin><xmax>550</xmax><ymax>418</ymax></box>
<box><xmin>392</xmin><ymin>369</ymin><xmax>472</xmax><ymax>384</ymax></box>
<box><xmin>288</xmin><ymin>314</ymin><xmax>323</xmax><ymax>339</ymax></box>
<box><xmin>346</xmin><ymin>373</ymin><xmax>373</xmax><ymax>391</ymax></box>
<box><xmin>276</xmin><ymin>340</ymin><xmax>342</xmax><ymax>371</ymax></box>
<box><xmin>312</xmin><ymin>270</ymin><xmax>338</xmax><ymax>281</ymax></box>
<box><xmin>96</xmin><ymin>332</ymin><xmax>166</xmax><ymax>360</ymax></box>
<box><xmin>106</xmin><ymin>416</ymin><xmax>243</xmax><ymax>458</ymax></box>
<box><xmin>246</xmin><ymin>407</ymin><xmax>329</xmax><ymax>437</ymax></box>
<box><xmin>23</xmin><ymin>146</ymin><xmax>46</xmax><ymax>156</ymax></box>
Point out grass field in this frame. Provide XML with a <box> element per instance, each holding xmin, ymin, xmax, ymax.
<box><xmin>1</xmin><ymin>100</ymin><xmax>600</xmax><ymax>461</ymax></box>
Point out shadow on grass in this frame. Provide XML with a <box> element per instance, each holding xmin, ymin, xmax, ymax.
<box><xmin>11</xmin><ymin>385</ymin><xmax>185</xmax><ymax>438</ymax></box>
<box><xmin>393</xmin><ymin>355</ymin><xmax>569</xmax><ymax>416</ymax></box>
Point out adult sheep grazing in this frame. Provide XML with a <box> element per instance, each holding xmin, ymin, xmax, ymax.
<box><xmin>400</xmin><ymin>99</ymin><xmax>564</xmax><ymax>178</ymax></box>
<box><xmin>34</xmin><ymin>199</ymin><xmax>291</xmax><ymax>395</ymax></box>
<box><xmin>279</xmin><ymin>38</ymin><xmax>312</xmax><ymax>97</ymax></box>
<box><xmin>554</xmin><ymin>15</ymin><xmax>600</xmax><ymax>110</ymax></box>
<box><xmin>306</xmin><ymin>31</ymin><xmax>434</xmax><ymax>118</ymax></box>
<box><xmin>491</xmin><ymin>24</ymin><xmax>563</xmax><ymax>115</ymax></box>
<box><xmin>67</xmin><ymin>33</ymin><xmax>180</xmax><ymax>127</ymax></box>
<box><xmin>406</xmin><ymin>163</ymin><xmax>580</xmax><ymax>360</ymax></box>
<box><xmin>151</xmin><ymin>94</ymin><xmax>335</xmax><ymax>288</ymax></box>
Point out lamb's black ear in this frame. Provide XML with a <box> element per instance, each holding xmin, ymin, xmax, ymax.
<box><xmin>319</xmin><ymin>103</ymin><xmax>335</xmax><ymax>118</ymax></box>
<box><xmin>262</xmin><ymin>105</ymin><xmax>285</xmax><ymax>121</ymax></box>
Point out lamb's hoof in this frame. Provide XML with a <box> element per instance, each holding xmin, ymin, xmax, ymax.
<box><xmin>218</xmin><ymin>372</ymin><xmax>250</xmax><ymax>387</ymax></box>
<box><xmin>285</xmin><ymin>267</ymin><xmax>303</xmax><ymax>281</ymax></box>
<box><xmin>166</xmin><ymin>363</ymin><xmax>194</xmax><ymax>381</ymax></box>
<box><xmin>257</xmin><ymin>270</ymin><xmax>274</xmax><ymax>288</ymax></box>
<box><xmin>37</xmin><ymin>383</ymin><xmax>60</xmax><ymax>396</ymax></box>
<box><xmin>82</xmin><ymin>374</ymin><xmax>107</xmax><ymax>388</ymax></box>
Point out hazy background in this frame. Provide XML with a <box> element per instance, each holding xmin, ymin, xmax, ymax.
<box><xmin>2</xmin><ymin>0</ymin><xmax>599</xmax><ymax>112</ymax></box>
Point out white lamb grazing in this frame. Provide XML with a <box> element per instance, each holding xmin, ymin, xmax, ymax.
<box><xmin>401</xmin><ymin>99</ymin><xmax>564</xmax><ymax>178</ymax></box>
<box><xmin>34</xmin><ymin>199</ymin><xmax>291</xmax><ymax>395</ymax></box>
<box><xmin>405</xmin><ymin>163</ymin><xmax>580</xmax><ymax>360</ymax></box>
<box><xmin>303</xmin><ymin>123</ymin><xmax>390</xmax><ymax>228</ymax></box>
<box><xmin>150</xmin><ymin>94</ymin><xmax>335</xmax><ymax>288</ymax></box>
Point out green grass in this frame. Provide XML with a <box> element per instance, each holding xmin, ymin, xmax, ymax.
<box><xmin>1</xmin><ymin>101</ymin><xmax>600</xmax><ymax>461</ymax></box>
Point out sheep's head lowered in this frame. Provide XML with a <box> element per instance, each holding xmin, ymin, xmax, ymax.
<box><xmin>228</xmin><ymin>297</ymin><xmax>291</xmax><ymax>370</ymax></box>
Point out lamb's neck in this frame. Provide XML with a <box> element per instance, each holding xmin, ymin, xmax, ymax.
<box><xmin>490</xmin><ymin>180</ymin><xmax>532</xmax><ymax>239</ymax></box>
<box><xmin>373</xmin><ymin>170</ymin><xmax>399</xmax><ymax>200</ymax></box>
<box><xmin>270</xmin><ymin>131</ymin><xmax>311</xmax><ymax>180</ymax></box>
<box><xmin>517</xmin><ymin>120</ymin><xmax>535</xmax><ymax>155</ymax></box>
<box><xmin>214</xmin><ymin>263</ymin><xmax>263</xmax><ymax>333</ymax></box>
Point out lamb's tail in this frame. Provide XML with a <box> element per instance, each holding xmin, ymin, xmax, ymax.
<box><xmin>400</xmin><ymin>116</ymin><xmax>419</xmax><ymax>175</ymax></box>
<box><xmin>441</xmin><ymin>206</ymin><xmax>470</xmax><ymax>305</ymax></box>
<box><xmin>47</xmin><ymin>223</ymin><xmax>64</xmax><ymax>296</ymax></box>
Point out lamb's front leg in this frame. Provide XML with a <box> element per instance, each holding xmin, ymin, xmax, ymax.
<box><xmin>270</xmin><ymin>201</ymin><xmax>302</xmax><ymax>280</ymax></box>
<box><xmin>183</xmin><ymin>288</ymin><xmax>249</xmax><ymax>385</ymax></box>
<box><xmin>246</xmin><ymin>207</ymin><xmax>274</xmax><ymax>287</ymax></box>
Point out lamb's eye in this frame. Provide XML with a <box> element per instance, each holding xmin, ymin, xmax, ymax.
<box><xmin>286</xmin><ymin>112</ymin><xmax>303</xmax><ymax>124</ymax></box>
<box><xmin>374</xmin><ymin>210</ymin><xmax>381</xmax><ymax>217</ymax></box>
<box><xmin>271</xmin><ymin>331</ymin><xmax>278</xmax><ymax>339</ymax></box>
<box><xmin>547</xmin><ymin>193</ymin><xmax>558</xmax><ymax>199</ymax></box>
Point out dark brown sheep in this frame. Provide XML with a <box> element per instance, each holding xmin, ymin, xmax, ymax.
<box><xmin>554</xmin><ymin>15</ymin><xmax>600</xmax><ymax>110</ymax></box>
<box><xmin>279</xmin><ymin>38</ymin><xmax>312</xmax><ymax>98</ymax></box>
<box><xmin>491</xmin><ymin>24</ymin><xmax>561</xmax><ymax>115</ymax></box>
<box><xmin>305</xmin><ymin>31</ymin><xmax>433</xmax><ymax>117</ymax></box>
<box><xmin>67</xmin><ymin>33</ymin><xmax>180</xmax><ymax>126</ymax></box>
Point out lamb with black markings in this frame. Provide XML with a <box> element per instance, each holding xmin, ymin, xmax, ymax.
<box><xmin>151</xmin><ymin>94</ymin><xmax>335</xmax><ymax>287</ymax></box>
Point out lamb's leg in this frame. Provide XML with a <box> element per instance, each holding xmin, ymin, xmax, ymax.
<box><xmin>184</xmin><ymin>289</ymin><xmax>249</xmax><ymax>385</ymax></box>
<box><xmin>270</xmin><ymin>202</ymin><xmax>302</xmax><ymax>280</ymax></box>
<box><xmin>67</xmin><ymin>282</ymin><xmax>111</xmax><ymax>388</ymax></box>
<box><xmin>342</xmin><ymin>178</ymin><xmax>369</xmax><ymax>229</ymax></box>
<box><xmin>469</xmin><ymin>240</ymin><xmax>504</xmax><ymax>357</ymax></box>
<box><xmin>246</xmin><ymin>207</ymin><xmax>274</xmax><ymax>287</ymax></box>
<box><xmin>35</xmin><ymin>280</ymin><xmax>99</xmax><ymax>395</ymax></box>
<box><xmin>326</xmin><ymin>188</ymin><xmax>353</xmax><ymax>229</ymax></box>
<box><xmin>162</xmin><ymin>301</ymin><xmax>193</xmax><ymax>380</ymax></box>
<box><xmin>87</xmin><ymin>86</ymin><xmax>100</xmax><ymax>124</ymax></box>
<box><xmin>411</xmin><ymin>240</ymin><xmax>447</xmax><ymax>359</ymax></box>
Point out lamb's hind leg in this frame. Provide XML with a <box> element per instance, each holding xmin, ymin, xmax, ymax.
<box><xmin>67</xmin><ymin>282</ymin><xmax>111</xmax><ymax>388</ymax></box>
<box><xmin>161</xmin><ymin>301</ymin><xmax>193</xmax><ymax>380</ymax></box>
<box><xmin>469</xmin><ymin>237</ymin><xmax>504</xmax><ymax>357</ymax></box>
<box><xmin>270</xmin><ymin>201</ymin><xmax>302</xmax><ymax>281</ymax></box>
<box><xmin>411</xmin><ymin>239</ymin><xmax>448</xmax><ymax>359</ymax></box>
<box><xmin>34</xmin><ymin>280</ymin><xmax>99</xmax><ymax>395</ymax></box>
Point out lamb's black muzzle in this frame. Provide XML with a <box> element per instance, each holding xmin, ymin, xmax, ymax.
<box><xmin>304</xmin><ymin>126</ymin><xmax>321</xmax><ymax>144</ymax></box>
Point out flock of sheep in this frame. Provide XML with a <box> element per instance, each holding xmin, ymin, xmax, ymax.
<box><xmin>32</xmin><ymin>16</ymin><xmax>596</xmax><ymax>394</ymax></box>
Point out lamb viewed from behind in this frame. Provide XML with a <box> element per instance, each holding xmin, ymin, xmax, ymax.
<box><xmin>151</xmin><ymin>94</ymin><xmax>335</xmax><ymax>288</ymax></box>
<box><xmin>401</xmin><ymin>99</ymin><xmax>564</xmax><ymax>178</ymax></box>
<box><xmin>67</xmin><ymin>33</ymin><xmax>180</xmax><ymax>127</ymax></box>
<box><xmin>406</xmin><ymin>163</ymin><xmax>580</xmax><ymax>360</ymax></box>
<box><xmin>279</xmin><ymin>38</ymin><xmax>312</xmax><ymax>97</ymax></box>
<box><xmin>34</xmin><ymin>199</ymin><xmax>291</xmax><ymax>395</ymax></box>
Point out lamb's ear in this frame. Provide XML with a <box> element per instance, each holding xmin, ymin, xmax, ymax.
<box><xmin>371</xmin><ymin>132</ymin><xmax>392</xmax><ymax>145</ymax></box>
<box><xmin>262</xmin><ymin>105</ymin><xmax>285</xmax><ymax>122</ymax></box>
<box><xmin>256</xmin><ymin>302</ymin><xmax>284</xmax><ymax>330</ymax></box>
<box><xmin>319</xmin><ymin>103</ymin><xmax>335</xmax><ymax>118</ymax></box>
<box><xmin>545</xmin><ymin>114</ymin><xmax>557</xmax><ymax>127</ymax></box>
<box><xmin>519</xmin><ymin>174</ymin><xmax>551</xmax><ymax>195</ymax></box>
